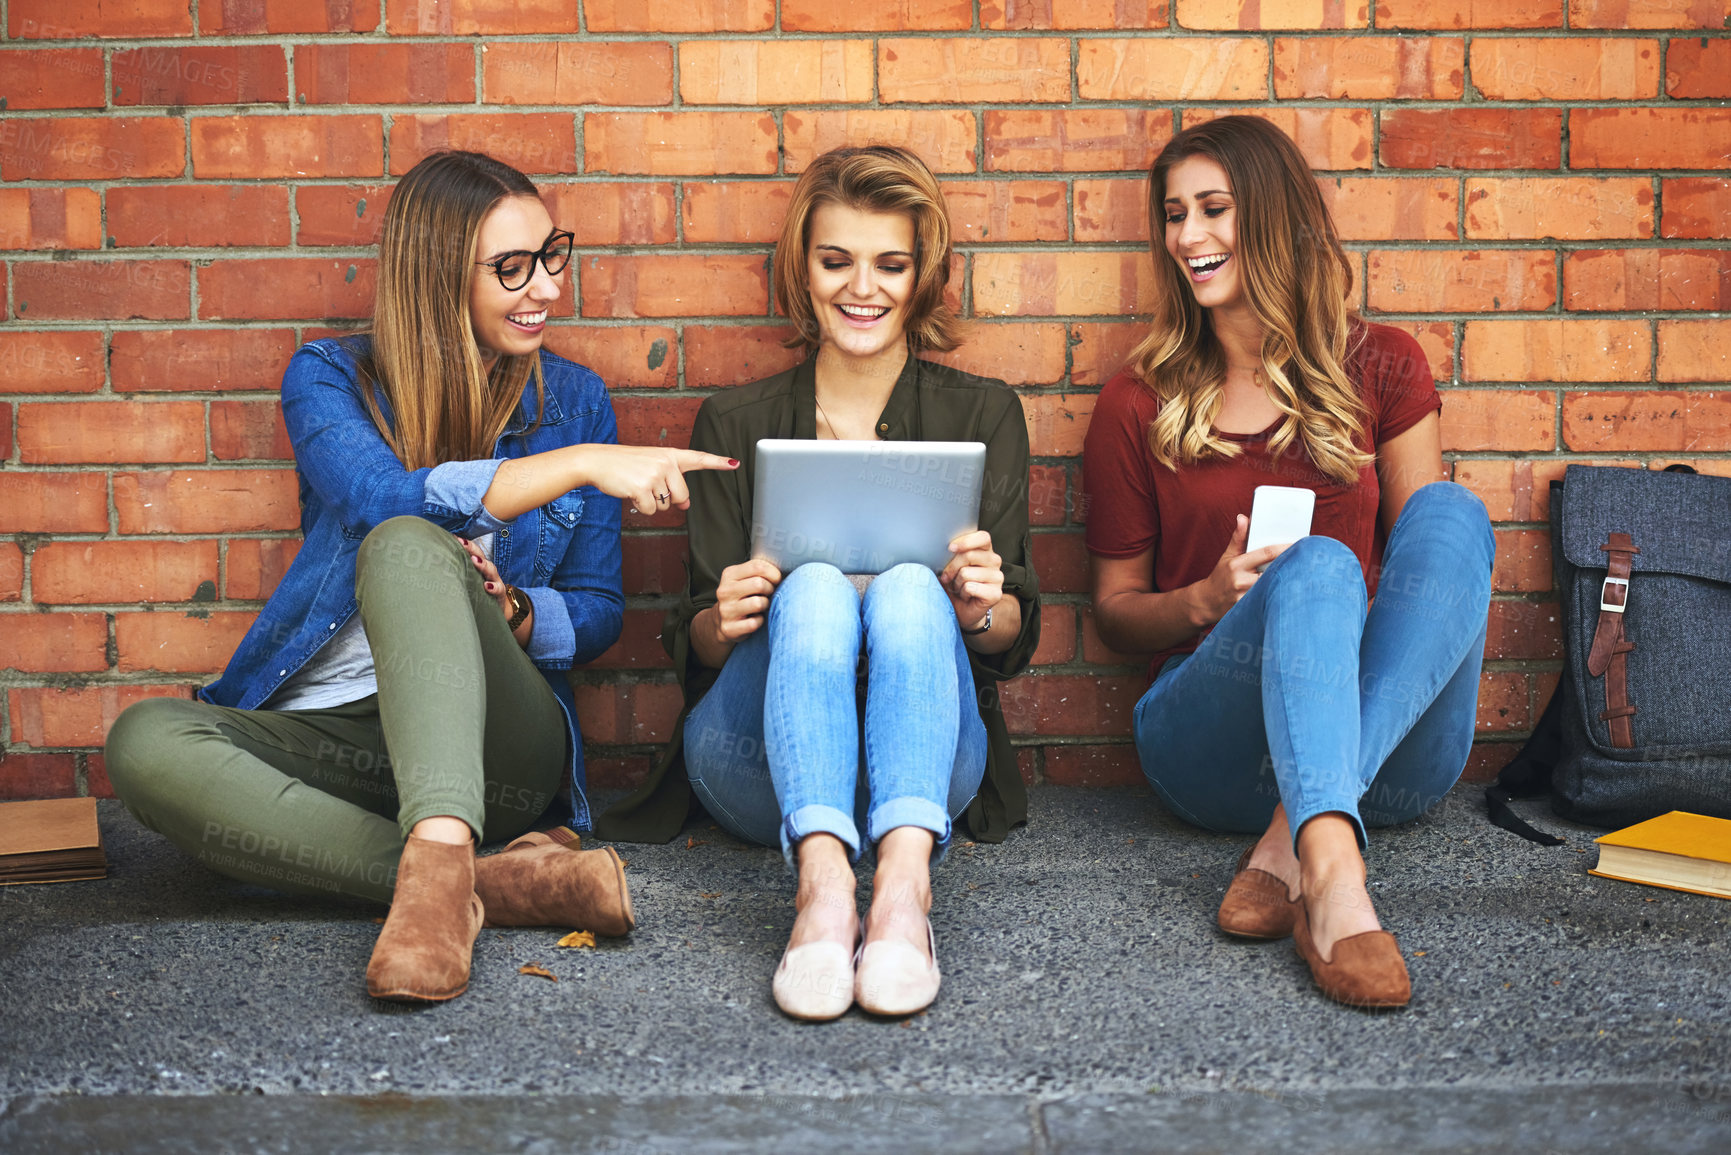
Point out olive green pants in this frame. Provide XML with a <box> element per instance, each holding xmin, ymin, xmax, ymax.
<box><xmin>105</xmin><ymin>517</ymin><xmax>567</xmax><ymax>906</ymax></box>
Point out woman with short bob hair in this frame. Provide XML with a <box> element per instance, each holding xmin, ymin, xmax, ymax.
<box><xmin>599</xmin><ymin>145</ymin><xmax>1040</xmax><ymax>1021</ymax></box>
<box><xmin>1084</xmin><ymin>116</ymin><xmax>1493</xmax><ymax>1008</ymax></box>
<box><xmin>105</xmin><ymin>150</ymin><xmax>735</xmax><ymax>1003</ymax></box>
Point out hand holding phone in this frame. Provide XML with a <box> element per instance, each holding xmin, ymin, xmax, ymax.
<box><xmin>1246</xmin><ymin>485</ymin><xmax>1315</xmax><ymax>567</ymax></box>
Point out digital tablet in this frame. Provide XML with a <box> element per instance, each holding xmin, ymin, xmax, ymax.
<box><xmin>750</xmin><ymin>439</ymin><xmax>987</xmax><ymax>574</ymax></box>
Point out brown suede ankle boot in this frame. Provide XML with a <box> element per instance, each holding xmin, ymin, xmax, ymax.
<box><xmin>366</xmin><ymin>835</ymin><xmax>485</xmax><ymax>1003</ymax></box>
<box><xmin>473</xmin><ymin>827</ymin><xmax>635</xmax><ymax>936</ymax></box>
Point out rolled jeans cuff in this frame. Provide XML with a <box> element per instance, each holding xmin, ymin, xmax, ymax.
<box><xmin>1286</xmin><ymin>796</ymin><xmax>1367</xmax><ymax>855</ymax></box>
<box><xmin>780</xmin><ymin>803</ymin><xmax>861</xmax><ymax>870</ymax></box>
<box><xmin>867</xmin><ymin>796</ymin><xmax>953</xmax><ymax>866</ymax></box>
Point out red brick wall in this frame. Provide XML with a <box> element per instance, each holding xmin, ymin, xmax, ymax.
<box><xmin>2</xmin><ymin>2</ymin><xmax>1727</xmax><ymax>801</ymax></box>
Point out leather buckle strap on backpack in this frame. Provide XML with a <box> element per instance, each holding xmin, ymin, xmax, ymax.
<box><xmin>1586</xmin><ymin>533</ymin><xmax>1639</xmax><ymax>750</ymax></box>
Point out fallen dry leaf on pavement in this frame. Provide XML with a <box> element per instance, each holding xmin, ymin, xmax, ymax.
<box><xmin>687</xmin><ymin>837</ymin><xmax>711</xmax><ymax>848</ymax></box>
<box><xmin>518</xmin><ymin>963</ymin><xmax>558</xmax><ymax>980</ymax></box>
<box><xmin>557</xmin><ymin>930</ymin><xmax>596</xmax><ymax>949</ymax></box>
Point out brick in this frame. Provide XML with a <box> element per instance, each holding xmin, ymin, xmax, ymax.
<box><xmin>1069</xmin><ymin>322</ymin><xmax>1145</xmax><ymax>387</ymax></box>
<box><xmin>1569</xmin><ymin>0</ymin><xmax>1730</xmax><ymax>28</ymax></box>
<box><xmin>685</xmin><ymin>40</ymin><xmax>872</xmax><ymax>105</ymax></box>
<box><xmin>1068</xmin><ymin>179</ymin><xmax>1143</xmax><ymax>244</ymax></box>
<box><xmin>780</xmin><ymin>0</ymin><xmax>971</xmax><ymax>30</ymax></box>
<box><xmin>1318</xmin><ymin>177</ymin><xmax>1458</xmax><ymax>241</ymax></box>
<box><xmin>293</xmin><ymin>185</ymin><xmax>388</xmax><ymax>247</ymax></box>
<box><xmin>581</xmin><ymin>254</ymin><xmax>768</xmax><ymax>319</ymax></box>
<box><xmin>1437</xmin><ymin>389</ymin><xmax>1555</xmax><ymax>451</ymax></box>
<box><xmin>1081</xmin><ymin>608</ymin><xmax>1145</xmax><ymax>666</ymax></box>
<box><xmin>0</xmin><ymin>752</ymin><xmax>76</xmax><ymax>799</ymax></box>
<box><xmin>584</xmin><ymin>755</ymin><xmax>652</xmax><ymax>791</ymax></box>
<box><xmin>391</xmin><ymin>113</ymin><xmax>575</xmax><ymax>177</ymax></box>
<box><xmin>1464</xmin><ymin>319</ymin><xmax>1651</xmax><ymax>383</ymax></box>
<box><xmin>33</xmin><ymin>541</ymin><xmax>220</xmax><ymax>605</ymax></box>
<box><xmin>1472</xmin><ymin>37</ymin><xmax>1659</xmax><ymax>101</ymax></box>
<box><xmin>986</xmin><ymin>109</ymin><xmax>1168</xmax><ymax>173</ymax></box>
<box><xmin>225</xmin><ymin>538</ymin><xmax>301</xmax><ymax>600</ymax></box>
<box><xmin>1042</xmin><ymin>744</ymin><xmax>1144</xmax><ymax>787</ymax></box>
<box><xmin>541</xmin><ymin>325</ymin><xmax>678</xmax><ymax>389</ymax></box>
<box><xmin>200</xmin><ymin>1</ymin><xmax>380</xmax><ymax>34</ymax></box>
<box><xmin>108</xmin><ymin>186</ymin><xmax>291</xmax><ymax>248</ymax></box>
<box><xmin>1491</xmin><ymin>529</ymin><xmax>1551</xmax><ymax>593</ymax></box>
<box><xmin>682</xmin><ymin>181</ymin><xmax>794</xmax><ymax>244</ymax></box>
<box><xmin>1564</xmin><ymin>249</ymin><xmax>1730</xmax><ymax>312</ymax></box>
<box><xmin>1464</xmin><ymin>177</ymin><xmax>1653</xmax><ymax>241</ymax></box>
<box><xmin>1380</xmin><ymin>109</ymin><xmax>1562</xmax><ymax>170</ymax></box>
<box><xmin>210</xmin><ymin>400</ymin><xmax>292</xmax><ymax>461</ymax></box>
<box><xmin>1030</xmin><ymin>604</ymin><xmax>1076</xmax><ymax>665</ymax></box>
<box><xmin>1658</xmin><ymin>319</ymin><xmax>1731</xmax><ymax>383</ymax></box>
<box><xmin>614</xmin><ymin>397</ymin><xmax>703</xmax><ymax>459</ymax></box>
<box><xmin>1454</xmin><ymin>457</ymin><xmax>1639</xmax><ymax>522</ymax></box>
<box><xmin>682</xmin><ymin>325</ymin><xmax>802</xmax><ymax>387</ymax></box>
<box><xmin>940</xmin><ymin>180</ymin><xmax>1065</xmax><ymax>244</ymax></box>
<box><xmin>1183</xmin><ymin>106</ymin><xmax>1374</xmax><ymax>170</ymax></box>
<box><xmin>113</xmin><ymin>45</ymin><xmax>288</xmax><ymax>106</ymax></box>
<box><xmin>785</xmin><ymin>110</ymin><xmax>977</xmax><ymax>174</ymax></box>
<box><xmin>18</xmin><ymin>400</ymin><xmax>204</xmax><ymax>465</ymax></box>
<box><xmin>927</xmin><ymin>323</ymin><xmax>1068</xmax><ymax>386</ymax></box>
<box><xmin>1572</xmin><ymin>109</ymin><xmax>1731</xmax><ymax>171</ymax></box>
<box><xmin>1175</xmin><ymin>0</ymin><xmax>1369</xmax><ymax>27</ymax></box>
<box><xmin>191</xmin><ymin>115</ymin><xmax>382</xmax><ymax>179</ymax></box>
<box><xmin>590</xmin><ymin>609</ymin><xmax>673</xmax><ymax>670</ymax></box>
<box><xmin>1476</xmin><ymin>670</ymin><xmax>1531</xmax><ymax>733</ymax></box>
<box><xmin>999</xmin><ymin>672</ymin><xmax>1142</xmax><ymax>736</ymax></box>
<box><xmin>9</xmin><ymin>0</ymin><xmax>192</xmax><ymax>37</ymax></box>
<box><xmin>543</xmin><ymin>182</ymin><xmax>676</xmax><ymax>246</ymax></box>
<box><xmin>483</xmin><ymin>42</ymin><xmax>668</xmax><ymax>107</ymax></box>
<box><xmin>9</xmin><ymin>685</ymin><xmax>193</xmax><ymax>749</ymax></box>
<box><xmin>883</xmin><ymin>37</ymin><xmax>1070</xmax><ymax>103</ymax></box>
<box><xmin>0</xmin><ymin>473</ymin><xmax>108</xmax><ymax>533</ymax></box>
<box><xmin>13</xmin><ymin>260</ymin><xmax>189</xmax><ymax>322</ymax></box>
<box><xmin>586</xmin><ymin>0</ymin><xmax>773</xmax><ymax>31</ymax></box>
<box><xmin>384</xmin><ymin>0</ymin><xmax>579</xmax><ymax>34</ymax></box>
<box><xmin>1460</xmin><ymin>741</ymin><xmax>1518</xmax><ymax>783</ymax></box>
<box><xmin>0</xmin><ymin>48</ymin><xmax>106</xmax><ymax>109</ymax></box>
<box><xmin>1026</xmin><ymin>463</ymin><xmax>1070</xmax><ymax>526</ymax></box>
<box><xmin>116</xmin><ymin>612</ymin><xmax>256</xmax><ymax>675</ymax></box>
<box><xmin>1667</xmin><ymin>36</ymin><xmax>1731</xmax><ymax>98</ymax></box>
<box><xmin>0</xmin><ymin>116</ymin><xmax>185</xmax><ymax>180</ymax></box>
<box><xmin>983</xmin><ymin>0</ymin><xmax>1169</xmax><ymax>28</ymax></box>
<box><xmin>1274</xmin><ymin>36</ymin><xmax>1463</xmax><ymax>99</ymax></box>
<box><xmin>1383</xmin><ymin>320</ymin><xmax>1455</xmax><ymax>381</ymax></box>
<box><xmin>111</xmin><ymin>329</ymin><xmax>297</xmax><ymax>393</ymax></box>
<box><xmin>0</xmin><ymin>542</ymin><xmax>21</xmax><ymax>602</ymax></box>
<box><xmin>198</xmin><ymin>259</ymin><xmax>375</xmax><ymax>322</ymax></box>
<box><xmin>1484</xmin><ymin>599</ymin><xmax>1563</xmax><ymax>662</ymax></box>
<box><xmin>573</xmin><ymin>681</ymin><xmax>684</xmax><ymax>745</ymax></box>
<box><xmin>0</xmin><ymin>331</ymin><xmax>103</xmax><ymax>394</ymax></box>
<box><xmin>975</xmin><ymin>252</ymin><xmax>1155</xmax><ymax>317</ymax></box>
<box><xmin>1661</xmin><ymin>178</ymin><xmax>1731</xmax><ymax>239</ymax></box>
<box><xmin>1366</xmin><ymin>250</ymin><xmax>1555</xmax><ymax>314</ymax></box>
<box><xmin>1373</xmin><ymin>0</ymin><xmax>1561</xmax><ymax>27</ymax></box>
<box><xmin>298</xmin><ymin>43</ymin><xmax>474</xmax><ymax>105</ymax></box>
<box><xmin>0</xmin><ymin>612</ymin><xmax>107</xmax><ymax>673</ymax></box>
<box><xmin>1562</xmin><ymin>389</ymin><xmax>1731</xmax><ymax>453</ymax></box>
<box><xmin>0</xmin><ymin>401</ymin><xmax>12</xmax><ymax>456</ymax></box>
<box><xmin>620</xmin><ymin>534</ymin><xmax>689</xmax><ymax>595</ymax></box>
<box><xmin>1031</xmin><ymin>531</ymin><xmax>1090</xmax><ymax>593</ymax></box>
<box><xmin>115</xmin><ymin>469</ymin><xmax>300</xmax><ymax>534</ymax></box>
<box><xmin>1021</xmin><ymin>393</ymin><xmax>1098</xmax><ymax>458</ymax></box>
<box><xmin>586</xmin><ymin>112</ymin><xmax>776</xmax><ymax>176</ymax></box>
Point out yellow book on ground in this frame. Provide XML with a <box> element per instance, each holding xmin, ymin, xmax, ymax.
<box><xmin>1590</xmin><ymin>811</ymin><xmax>1731</xmax><ymax>900</ymax></box>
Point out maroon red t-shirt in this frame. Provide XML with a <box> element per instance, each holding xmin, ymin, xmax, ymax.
<box><xmin>1081</xmin><ymin>322</ymin><xmax>1442</xmax><ymax>681</ymax></box>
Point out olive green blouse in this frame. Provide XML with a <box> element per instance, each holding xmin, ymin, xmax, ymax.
<box><xmin>594</xmin><ymin>353</ymin><xmax>1041</xmax><ymax>845</ymax></box>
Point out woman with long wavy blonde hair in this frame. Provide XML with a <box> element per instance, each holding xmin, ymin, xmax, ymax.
<box><xmin>1083</xmin><ymin>117</ymin><xmax>1493</xmax><ymax>1009</ymax></box>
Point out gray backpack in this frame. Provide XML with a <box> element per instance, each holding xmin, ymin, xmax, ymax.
<box><xmin>1488</xmin><ymin>464</ymin><xmax>1731</xmax><ymax>843</ymax></box>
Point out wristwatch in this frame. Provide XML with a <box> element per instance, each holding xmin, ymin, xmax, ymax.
<box><xmin>504</xmin><ymin>584</ymin><xmax>532</xmax><ymax>632</ymax></box>
<box><xmin>960</xmin><ymin>607</ymin><xmax>993</xmax><ymax>636</ymax></box>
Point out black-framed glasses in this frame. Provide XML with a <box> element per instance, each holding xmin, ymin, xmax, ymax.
<box><xmin>475</xmin><ymin>229</ymin><xmax>573</xmax><ymax>291</ymax></box>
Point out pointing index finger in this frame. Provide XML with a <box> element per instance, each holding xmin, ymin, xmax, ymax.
<box><xmin>673</xmin><ymin>449</ymin><xmax>740</xmax><ymax>473</ymax></box>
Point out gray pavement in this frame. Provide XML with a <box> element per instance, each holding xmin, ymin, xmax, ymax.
<box><xmin>2</xmin><ymin>786</ymin><xmax>1728</xmax><ymax>1153</ymax></box>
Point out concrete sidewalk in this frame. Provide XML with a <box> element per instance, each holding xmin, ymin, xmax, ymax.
<box><xmin>2</xmin><ymin>786</ymin><xmax>1728</xmax><ymax>1152</ymax></box>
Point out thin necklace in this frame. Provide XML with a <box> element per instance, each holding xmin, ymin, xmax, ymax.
<box><xmin>815</xmin><ymin>392</ymin><xmax>880</xmax><ymax>440</ymax></box>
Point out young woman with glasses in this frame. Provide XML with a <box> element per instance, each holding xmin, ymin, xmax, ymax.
<box><xmin>1083</xmin><ymin>117</ymin><xmax>1493</xmax><ymax>1009</ymax></box>
<box><xmin>105</xmin><ymin>150</ymin><xmax>736</xmax><ymax>1003</ymax></box>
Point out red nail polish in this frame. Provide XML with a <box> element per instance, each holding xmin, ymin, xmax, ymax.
<box><xmin>728</xmin><ymin>459</ymin><xmax>739</xmax><ymax>467</ymax></box>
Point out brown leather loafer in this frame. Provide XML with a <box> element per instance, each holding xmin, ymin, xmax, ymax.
<box><xmin>1217</xmin><ymin>846</ymin><xmax>1301</xmax><ymax>939</ymax></box>
<box><xmin>1292</xmin><ymin>899</ymin><xmax>1411</xmax><ymax>1009</ymax></box>
<box><xmin>366</xmin><ymin>835</ymin><xmax>484</xmax><ymax>1003</ymax></box>
<box><xmin>474</xmin><ymin>827</ymin><xmax>634</xmax><ymax>936</ymax></box>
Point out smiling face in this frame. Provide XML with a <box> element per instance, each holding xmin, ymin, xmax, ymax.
<box><xmin>1162</xmin><ymin>155</ymin><xmax>1242</xmax><ymax>314</ymax></box>
<box><xmin>467</xmin><ymin>194</ymin><xmax>563</xmax><ymax>364</ymax></box>
<box><xmin>805</xmin><ymin>201</ymin><xmax>917</xmax><ymax>366</ymax></box>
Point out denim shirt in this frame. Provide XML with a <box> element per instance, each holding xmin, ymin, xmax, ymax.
<box><xmin>200</xmin><ymin>337</ymin><xmax>624</xmax><ymax>831</ymax></box>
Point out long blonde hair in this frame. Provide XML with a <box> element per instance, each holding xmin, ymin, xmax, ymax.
<box><xmin>358</xmin><ymin>150</ymin><xmax>544</xmax><ymax>471</ymax></box>
<box><xmin>774</xmin><ymin>145</ymin><xmax>961</xmax><ymax>355</ymax></box>
<box><xmin>1129</xmin><ymin>117</ymin><xmax>1370</xmax><ymax>485</ymax></box>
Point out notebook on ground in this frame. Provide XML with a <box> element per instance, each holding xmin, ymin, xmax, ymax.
<box><xmin>1589</xmin><ymin>810</ymin><xmax>1731</xmax><ymax>900</ymax></box>
<box><xmin>0</xmin><ymin>796</ymin><xmax>109</xmax><ymax>885</ymax></box>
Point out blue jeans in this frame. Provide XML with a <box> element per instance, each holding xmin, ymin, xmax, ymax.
<box><xmin>684</xmin><ymin>562</ymin><xmax>988</xmax><ymax>867</ymax></box>
<box><xmin>1133</xmin><ymin>482</ymin><xmax>1495</xmax><ymax>850</ymax></box>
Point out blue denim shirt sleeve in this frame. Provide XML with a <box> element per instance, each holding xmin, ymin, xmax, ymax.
<box><xmin>424</xmin><ymin>459</ymin><xmax>511</xmax><ymax>537</ymax></box>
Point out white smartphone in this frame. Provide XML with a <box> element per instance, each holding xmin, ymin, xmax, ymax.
<box><xmin>1245</xmin><ymin>485</ymin><xmax>1315</xmax><ymax>565</ymax></box>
